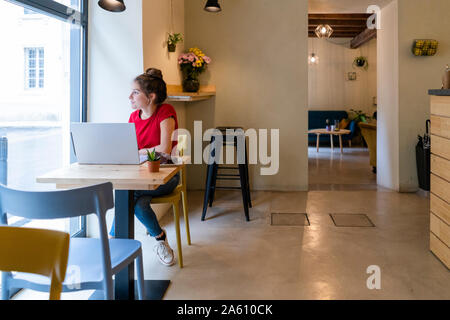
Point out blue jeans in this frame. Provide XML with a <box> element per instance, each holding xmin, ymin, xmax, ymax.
<box><xmin>109</xmin><ymin>173</ymin><xmax>180</xmax><ymax>237</ymax></box>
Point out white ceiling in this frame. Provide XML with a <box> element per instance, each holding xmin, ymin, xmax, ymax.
<box><xmin>309</xmin><ymin>0</ymin><xmax>393</xmax><ymax>13</ymax></box>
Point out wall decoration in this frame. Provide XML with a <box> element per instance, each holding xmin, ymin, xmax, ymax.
<box><xmin>412</xmin><ymin>39</ymin><xmax>438</xmax><ymax>56</ymax></box>
<box><xmin>353</xmin><ymin>56</ymin><xmax>369</xmax><ymax>70</ymax></box>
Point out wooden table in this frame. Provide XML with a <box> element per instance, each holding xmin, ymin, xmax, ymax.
<box><xmin>37</xmin><ymin>162</ymin><xmax>181</xmax><ymax>300</ymax></box>
<box><xmin>308</xmin><ymin>128</ymin><xmax>351</xmax><ymax>154</ymax></box>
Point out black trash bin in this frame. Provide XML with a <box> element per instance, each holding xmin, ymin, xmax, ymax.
<box><xmin>416</xmin><ymin>120</ymin><xmax>430</xmax><ymax>191</ymax></box>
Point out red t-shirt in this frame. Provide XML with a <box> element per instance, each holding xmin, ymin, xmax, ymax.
<box><xmin>129</xmin><ymin>104</ymin><xmax>178</xmax><ymax>151</ymax></box>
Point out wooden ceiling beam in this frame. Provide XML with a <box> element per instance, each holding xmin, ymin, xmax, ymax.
<box><xmin>309</xmin><ymin>13</ymin><xmax>371</xmax><ymax>20</ymax></box>
<box><xmin>350</xmin><ymin>28</ymin><xmax>377</xmax><ymax>48</ymax></box>
<box><xmin>308</xmin><ymin>19</ymin><xmax>368</xmax><ymax>27</ymax></box>
<box><xmin>309</xmin><ymin>33</ymin><xmax>361</xmax><ymax>38</ymax></box>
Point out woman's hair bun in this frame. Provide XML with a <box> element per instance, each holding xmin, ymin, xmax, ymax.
<box><xmin>145</xmin><ymin>68</ymin><xmax>163</xmax><ymax>80</ymax></box>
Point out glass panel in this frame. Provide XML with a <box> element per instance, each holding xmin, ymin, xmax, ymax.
<box><xmin>54</xmin><ymin>0</ymin><xmax>80</xmax><ymax>11</ymax></box>
<box><xmin>0</xmin><ymin>1</ymin><xmax>82</xmax><ymax>234</ymax></box>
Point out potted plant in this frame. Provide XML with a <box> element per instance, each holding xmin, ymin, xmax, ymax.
<box><xmin>167</xmin><ymin>33</ymin><xmax>183</xmax><ymax>52</ymax></box>
<box><xmin>349</xmin><ymin>109</ymin><xmax>371</xmax><ymax>123</ymax></box>
<box><xmin>353</xmin><ymin>56</ymin><xmax>369</xmax><ymax>70</ymax></box>
<box><xmin>146</xmin><ymin>149</ymin><xmax>161</xmax><ymax>172</ymax></box>
<box><xmin>178</xmin><ymin>47</ymin><xmax>212</xmax><ymax>92</ymax></box>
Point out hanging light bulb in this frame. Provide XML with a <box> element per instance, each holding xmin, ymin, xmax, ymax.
<box><xmin>308</xmin><ymin>53</ymin><xmax>319</xmax><ymax>65</ymax></box>
<box><xmin>315</xmin><ymin>24</ymin><xmax>333</xmax><ymax>38</ymax></box>
<box><xmin>204</xmin><ymin>0</ymin><xmax>221</xmax><ymax>12</ymax></box>
<box><xmin>98</xmin><ymin>0</ymin><xmax>126</xmax><ymax>12</ymax></box>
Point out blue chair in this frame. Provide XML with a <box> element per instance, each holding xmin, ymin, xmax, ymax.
<box><xmin>0</xmin><ymin>182</ymin><xmax>145</xmax><ymax>300</ymax></box>
<box><xmin>342</xmin><ymin>120</ymin><xmax>357</xmax><ymax>147</ymax></box>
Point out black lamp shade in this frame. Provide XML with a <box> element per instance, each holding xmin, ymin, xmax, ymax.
<box><xmin>204</xmin><ymin>0</ymin><xmax>221</xmax><ymax>12</ymax></box>
<box><xmin>98</xmin><ymin>0</ymin><xmax>126</xmax><ymax>12</ymax></box>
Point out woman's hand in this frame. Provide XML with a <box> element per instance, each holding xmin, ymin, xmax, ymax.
<box><xmin>139</xmin><ymin>149</ymin><xmax>149</xmax><ymax>156</ymax></box>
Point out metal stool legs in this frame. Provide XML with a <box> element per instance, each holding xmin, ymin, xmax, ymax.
<box><xmin>201</xmin><ymin>131</ymin><xmax>251</xmax><ymax>221</ymax></box>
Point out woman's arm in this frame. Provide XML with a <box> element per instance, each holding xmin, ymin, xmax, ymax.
<box><xmin>138</xmin><ymin>117</ymin><xmax>175</xmax><ymax>156</ymax></box>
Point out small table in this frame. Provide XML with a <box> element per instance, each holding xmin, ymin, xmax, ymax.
<box><xmin>37</xmin><ymin>162</ymin><xmax>181</xmax><ymax>300</ymax></box>
<box><xmin>308</xmin><ymin>128</ymin><xmax>351</xmax><ymax>154</ymax></box>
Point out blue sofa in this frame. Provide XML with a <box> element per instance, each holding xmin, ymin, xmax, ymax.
<box><xmin>308</xmin><ymin>110</ymin><xmax>356</xmax><ymax>144</ymax></box>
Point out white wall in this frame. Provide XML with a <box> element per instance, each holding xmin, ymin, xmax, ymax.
<box><xmin>377</xmin><ymin>0</ymin><xmax>399</xmax><ymax>190</ymax></box>
<box><xmin>87</xmin><ymin>0</ymin><xmax>143</xmax><ymax>123</ymax></box>
<box><xmin>309</xmin><ymin>37</ymin><xmax>377</xmax><ymax>115</ymax></box>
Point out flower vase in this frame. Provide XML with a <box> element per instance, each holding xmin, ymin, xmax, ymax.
<box><xmin>182</xmin><ymin>78</ymin><xmax>200</xmax><ymax>93</ymax></box>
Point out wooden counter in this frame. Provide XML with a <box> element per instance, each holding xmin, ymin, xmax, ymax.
<box><xmin>430</xmin><ymin>94</ymin><xmax>450</xmax><ymax>269</ymax></box>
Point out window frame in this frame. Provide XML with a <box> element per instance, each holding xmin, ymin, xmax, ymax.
<box><xmin>5</xmin><ymin>0</ymin><xmax>88</xmax><ymax>237</ymax></box>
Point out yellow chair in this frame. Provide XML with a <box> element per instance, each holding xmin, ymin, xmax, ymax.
<box><xmin>152</xmin><ymin>165</ymin><xmax>191</xmax><ymax>268</ymax></box>
<box><xmin>0</xmin><ymin>226</ymin><xmax>70</xmax><ymax>300</ymax></box>
<box><xmin>359</xmin><ymin>121</ymin><xmax>377</xmax><ymax>172</ymax></box>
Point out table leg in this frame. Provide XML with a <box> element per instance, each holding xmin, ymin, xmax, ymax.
<box><xmin>316</xmin><ymin>134</ymin><xmax>320</xmax><ymax>152</ymax></box>
<box><xmin>114</xmin><ymin>190</ymin><xmax>135</xmax><ymax>300</ymax></box>
<box><xmin>339</xmin><ymin>135</ymin><xmax>343</xmax><ymax>154</ymax></box>
<box><xmin>330</xmin><ymin>134</ymin><xmax>334</xmax><ymax>150</ymax></box>
<box><xmin>112</xmin><ymin>190</ymin><xmax>171</xmax><ymax>301</ymax></box>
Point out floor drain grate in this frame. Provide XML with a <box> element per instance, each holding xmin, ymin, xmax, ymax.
<box><xmin>329</xmin><ymin>214</ymin><xmax>375</xmax><ymax>227</ymax></box>
<box><xmin>271</xmin><ymin>213</ymin><xmax>310</xmax><ymax>226</ymax></box>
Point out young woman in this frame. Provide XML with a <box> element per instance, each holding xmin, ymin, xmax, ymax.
<box><xmin>110</xmin><ymin>68</ymin><xmax>179</xmax><ymax>266</ymax></box>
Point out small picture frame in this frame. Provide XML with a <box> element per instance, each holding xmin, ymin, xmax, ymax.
<box><xmin>347</xmin><ymin>72</ymin><xmax>357</xmax><ymax>81</ymax></box>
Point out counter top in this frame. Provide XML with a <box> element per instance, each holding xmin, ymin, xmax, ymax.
<box><xmin>167</xmin><ymin>84</ymin><xmax>216</xmax><ymax>102</ymax></box>
<box><xmin>428</xmin><ymin>89</ymin><xmax>450</xmax><ymax>96</ymax></box>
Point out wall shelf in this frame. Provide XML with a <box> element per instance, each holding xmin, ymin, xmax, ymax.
<box><xmin>167</xmin><ymin>85</ymin><xmax>216</xmax><ymax>102</ymax></box>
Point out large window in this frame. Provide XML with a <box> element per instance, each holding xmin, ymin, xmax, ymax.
<box><xmin>0</xmin><ymin>0</ymin><xmax>88</xmax><ymax>236</ymax></box>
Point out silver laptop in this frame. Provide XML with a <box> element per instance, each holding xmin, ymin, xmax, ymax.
<box><xmin>71</xmin><ymin>123</ymin><xmax>147</xmax><ymax>164</ymax></box>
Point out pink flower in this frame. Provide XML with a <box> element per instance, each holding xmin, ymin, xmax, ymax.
<box><xmin>203</xmin><ymin>56</ymin><xmax>211</xmax><ymax>64</ymax></box>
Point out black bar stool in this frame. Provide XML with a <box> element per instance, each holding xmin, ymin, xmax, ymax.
<box><xmin>201</xmin><ymin>127</ymin><xmax>252</xmax><ymax>221</ymax></box>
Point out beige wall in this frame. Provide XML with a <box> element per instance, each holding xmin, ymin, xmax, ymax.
<box><xmin>184</xmin><ymin>0</ymin><xmax>309</xmax><ymax>191</ymax></box>
<box><xmin>309</xmin><ymin>38</ymin><xmax>377</xmax><ymax>115</ymax></box>
<box><xmin>142</xmin><ymin>0</ymin><xmax>186</xmax><ymax>128</ymax></box>
<box><xmin>377</xmin><ymin>0</ymin><xmax>450</xmax><ymax>191</ymax></box>
<box><xmin>397</xmin><ymin>0</ymin><xmax>450</xmax><ymax>191</ymax></box>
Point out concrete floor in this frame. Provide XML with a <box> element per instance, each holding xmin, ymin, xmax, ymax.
<box><xmin>14</xmin><ymin>146</ymin><xmax>450</xmax><ymax>299</ymax></box>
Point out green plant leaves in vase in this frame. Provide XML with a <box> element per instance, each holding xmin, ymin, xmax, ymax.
<box><xmin>167</xmin><ymin>33</ymin><xmax>183</xmax><ymax>52</ymax></box>
<box><xmin>146</xmin><ymin>148</ymin><xmax>160</xmax><ymax>162</ymax></box>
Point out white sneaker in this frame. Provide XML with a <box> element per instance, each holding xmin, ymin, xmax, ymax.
<box><xmin>153</xmin><ymin>231</ymin><xmax>175</xmax><ymax>266</ymax></box>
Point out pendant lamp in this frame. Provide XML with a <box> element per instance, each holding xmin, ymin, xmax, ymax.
<box><xmin>204</xmin><ymin>0</ymin><xmax>221</xmax><ymax>12</ymax></box>
<box><xmin>315</xmin><ymin>24</ymin><xmax>333</xmax><ymax>38</ymax></box>
<box><xmin>98</xmin><ymin>0</ymin><xmax>126</xmax><ymax>12</ymax></box>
